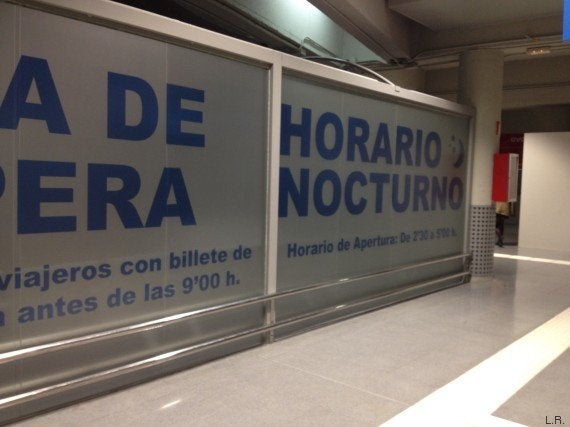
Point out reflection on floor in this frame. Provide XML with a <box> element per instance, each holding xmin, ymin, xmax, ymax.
<box><xmin>13</xmin><ymin>247</ymin><xmax>569</xmax><ymax>427</ymax></box>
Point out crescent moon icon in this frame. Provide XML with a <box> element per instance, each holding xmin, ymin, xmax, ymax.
<box><xmin>453</xmin><ymin>137</ymin><xmax>465</xmax><ymax>168</ymax></box>
<box><xmin>0</xmin><ymin>166</ymin><xmax>4</xmax><ymax>199</ymax></box>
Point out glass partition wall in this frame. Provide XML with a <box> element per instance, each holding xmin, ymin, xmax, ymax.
<box><xmin>0</xmin><ymin>1</ymin><xmax>473</xmax><ymax>422</ymax></box>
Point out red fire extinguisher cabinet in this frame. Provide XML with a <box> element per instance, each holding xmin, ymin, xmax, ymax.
<box><xmin>492</xmin><ymin>153</ymin><xmax>519</xmax><ymax>202</ymax></box>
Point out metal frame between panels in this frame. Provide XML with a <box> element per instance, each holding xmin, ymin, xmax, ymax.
<box><xmin>1</xmin><ymin>0</ymin><xmax>475</xmax><ymax>422</ymax></box>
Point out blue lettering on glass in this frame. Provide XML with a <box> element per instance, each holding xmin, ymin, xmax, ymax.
<box><xmin>431</xmin><ymin>176</ymin><xmax>448</xmax><ymax>210</ymax></box>
<box><xmin>347</xmin><ymin>117</ymin><xmax>370</xmax><ymax>163</ymax></box>
<box><xmin>413</xmin><ymin>175</ymin><xmax>430</xmax><ymax>211</ymax></box>
<box><xmin>313</xmin><ymin>169</ymin><xmax>341</xmax><ymax>216</ymax></box>
<box><xmin>0</xmin><ymin>166</ymin><xmax>4</xmax><ymax>198</ymax></box>
<box><xmin>0</xmin><ymin>56</ymin><xmax>70</xmax><ymax>134</ymax></box>
<box><xmin>166</xmin><ymin>84</ymin><xmax>205</xmax><ymax>147</ymax></box>
<box><xmin>414</xmin><ymin>129</ymin><xmax>423</xmax><ymax>167</ymax></box>
<box><xmin>279</xmin><ymin>167</ymin><xmax>309</xmax><ymax>217</ymax></box>
<box><xmin>278</xmin><ymin>104</ymin><xmax>465</xmax><ymax>218</ymax></box>
<box><xmin>15</xmin><ymin>161</ymin><xmax>197</xmax><ymax>234</ymax></box>
<box><xmin>277</xmin><ymin>167</ymin><xmax>464</xmax><ymax>218</ymax></box>
<box><xmin>449</xmin><ymin>177</ymin><xmax>463</xmax><ymax>210</ymax></box>
<box><xmin>345</xmin><ymin>171</ymin><xmax>367</xmax><ymax>215</ymax></box>
<box><xmin>18</xmin><ymin>160</ymin><xmax>76</xmax><ymax>234</ymax></box>
<box><xmin>392</xmin><ymin>174</ymin><xmax>410</xmax><ymax>213</ymax></box>
<box><xmin>107</xmin><ymin>73</ymin><xmax>206</xmax><ymax>144</ymax></box>
<box><xmin>424</xmin><ymin>132</ymin><xmax>441</xmax><ymax>168</ymax></box>
<box><xmin>371</xmin><ymin>123</ymin><xmax>392</xmax><ymax>164</ymax></box>
<box><xmin>395</xmin><ymin>126</ymin><xmax>414</xmax><ymax>166</ymax></box>
<box><xmin>87</xmin><ymin>163</ymin><xmax>143</xmax><ymax>230</ymax></box>
<box><xmin>280</xmin><ymin>105</ymin><xmax>444</xmax><ymax>168</ymax></box>
<box><xmin>315</xmin><ymin>113</ymin><xmax>343</xmax><ymax>160</ymax></box>
<box><xmin>369</xmin><ymin>173</ymin><xmax>390</xmax><ymax>213</ymax></box>
<box><xmin>87</xmin><ymin>164</ymin><xmax>196</xmax><ymax>230</ymax></box>
<box><xmin>2</xmin><ymin>63</ymin><xmax>207</xmax><ymax>235</ymax></box>
<box><xmin>107</xmin><ymin>72</ymin><xmax>158</xmax><ymax>141</ymax></box>
<box><xmin>280</xmin><ymin>104</ymin><xmax>311</xmax><ymax>157</ymax></box>
<box><xmin>146</xmin><ymin>168</ymin><xmax>196</xmax><ymax>227</ymax></box>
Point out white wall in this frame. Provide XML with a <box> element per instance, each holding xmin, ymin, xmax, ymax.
<box><xmin>518</xmin><ymin>132</ymin><xmax>570</xmax><ymax>252</ymax></box>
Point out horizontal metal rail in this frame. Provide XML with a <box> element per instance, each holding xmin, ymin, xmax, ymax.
<box><xmin>303</xmin><ymin>56</ymin><xmax>398</xmax><ymax>86</ymax></box>
<box><xmin>0</xmin><ymin>253</ymin><xmax>470</xmax><ymax>364</ymax></box>
<box><xmin>0</xmin><ymin>269</ymin><xmax>469</xmax><ymax>409</ymax></box>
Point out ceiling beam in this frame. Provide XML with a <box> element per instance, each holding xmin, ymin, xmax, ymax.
<box><xmin>308</xmin><ymin>0</ymin><xmax>414</xmax><ymax>63</ymax></box>
<box><xmin>411</xmin><ymin>14</ymin><xmax>564</xmax><ymax>62</ymax></box>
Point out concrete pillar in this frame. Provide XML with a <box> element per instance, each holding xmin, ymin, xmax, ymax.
<box><xmin>458</xmin><ymin>49</ymin><xmax>504</xmax><ymax>275</ymax></box>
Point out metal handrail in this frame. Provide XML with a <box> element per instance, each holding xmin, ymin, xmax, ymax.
<box><xmin>0</xmin><ymin>269</ymin><xmax>469</xmax><ymax>409</ymax></box>
<box><xmin>0</xmin><ymin>253</ymin><xmax>470</xmax><ymax>364</ymax></box>
<box><xmin>303</xmin><ymin>56</ymin><xmax>398</xmax><ymax>86</ymax></box>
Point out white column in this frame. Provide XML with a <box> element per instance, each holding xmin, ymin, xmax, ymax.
<box><xmin>458</xmin><ymin>49</ymin><xmax>504</xmax><ymax>275</ymax></box>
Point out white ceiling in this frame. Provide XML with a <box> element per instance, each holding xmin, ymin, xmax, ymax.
<box><xmin>308</xmin><ymin>0</ymin><xmax>568</xmax><ymax>66</ymax></box>
<box><xmin>388</xmin><ymin>0</ymin><xmax>563</xmax><ymax>31</ymax></box>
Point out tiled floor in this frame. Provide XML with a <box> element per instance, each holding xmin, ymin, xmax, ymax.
<box><xmin>12</xmin><ymin>246</ymin><xmax>570</xmax><ymax>427</ymax></box>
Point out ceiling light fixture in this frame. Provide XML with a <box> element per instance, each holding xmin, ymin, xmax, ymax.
<box><xmin>526</xmin><ymin>46</ymin><xmax>551</xmax><ymax>56</ymax></box>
